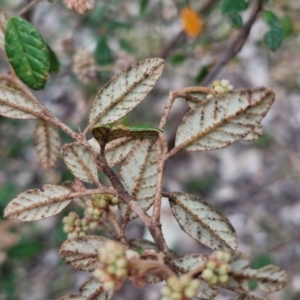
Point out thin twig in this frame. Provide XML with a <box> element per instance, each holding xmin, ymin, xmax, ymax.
<box><xmin>106</xmin><ymin>208</ymin><xmax>127</xmax><ymax>244</ymax></box>
<box><xmin>18</xmin><ymin>0</ymin><xmax>41</xmax><ymax>16</ymax></box>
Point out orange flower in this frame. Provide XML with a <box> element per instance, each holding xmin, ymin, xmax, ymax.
<box><xmin>180</xmin><ymin>7</ymin><xmax>203</xmax><ymax>38</ymax></box>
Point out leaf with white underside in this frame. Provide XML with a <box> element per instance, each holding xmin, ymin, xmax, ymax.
<box><xmin>80</xmin><ymin>277</ymin><xmax>114</xmax><ymax>300</ymax></box>
<box><xmin>56</xmin><ymin>295</ymin><xmax>85</xmax><ymax>300</ymax></box>
<box><xmin>168</xmin><ymin>192</ymin><xmax>237</xmax><ymax>251</ymax></box>
<box><xmin>185</xmin><ymin>91</ymin><xmax>264</xmax><ymax>142</ymax></box>
<box><xmin>174</xmin><ymin>254</ymin><xmax>219</xmax><ymax>299</ymax></box>
<box><xmin>176</xmin><ymin>88</ymin><xmax>274</xmax><ymax>151</ymax></box>
<box><xmin>34</xmin><ymin>119</ymin><xmax>61</xmax><ymax>170</ymax></box>
<box><xmin>231</xmin><ymin>295</ymin><xmax>266</xmax><ymax>300</ymax></box>
<box><xmin>63</xmin><ymin>143</ymin><xmax>99</xmax><ymax>185</ymax></box>
<box><xmin>60</xmin><ymin>236</ymin><xmax>111</xmax><ymax>271</ymax></box>
<box><xmin>89</xmin><ymin>58</ymin><xmax>164</xmax><ymax>125</ymax></box>
<box><xmin>118</xmin><ymin>139</ymin><xmax>158</xmax><ymax>220</ymax></box>
<box><xmin>4</xmin><ymin>185</ymin><xmax>72</xmax><ymax>221</ymax></box>
<box><xmin>0</xmin><ymin>8</ymin><xmax>8</xmax><ymax>50</ymax></box>
<box><xmin>129</xmin><ymin>238</ymin><xmax>160</xmax><ymax>253</ymax></box>
<box><xmin>0</xmin><ymin>85</ymin><xmax>44</xmax><ymax>119</ymax></box>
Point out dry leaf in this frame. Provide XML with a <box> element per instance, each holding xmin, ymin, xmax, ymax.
<box><xmin>60</xmin><ymin>235</ymin><xmax>111</xmax><ymax>271</ymax></box>
<box><xmin>174</xmin><ymin>254</ymin><xmax>219</xmax><ymax>299</ymax></box>
<box><xmin>4</xmin><ymin>185</ymin><xmax>72</xmax><ymax>221</ymax></box>
<box><xmin>63</xmin><ymin>143</ymin><xmax>99</xmax><ymax>185</ymax></box>
<box><xmin>176</xmin><ymin>88</ymin><xmax>274</xmax><ymax>151</ymax></box>
<box><xmin>118</xmin><ymin>139</ymin><xmax>158</xmax><ymax>220</ymax></box>
<box><xmin>89</xmin><ymin>58</ymin><xmax>164</xmax><ymax>125</ymax></box>
<box><xmin>80</xmin><ymin>276</ymin><xmax>114</xmax><ymax>300</ymax></box>
<box><xmin>0</xmin><ymin>85</ymin><xmax>44</xmax><ymax>119</ymax></box>
<box><xmin>168</xmin><ymin>192</ymin><xmax>237</xmax><ymax>251</ymax></box>
<box><xmin>34</xmin><ymin>119</ymin><xmax>61</xmax><ymax>170</ymax></box>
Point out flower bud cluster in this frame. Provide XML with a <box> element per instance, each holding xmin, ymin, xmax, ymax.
<box><xmin>160</xmin><ymin>275</ymin><xmax>201</xmax><ymax>300</ymax></box>
<box><xmin>63</xmin><ymin>0</ymin><xmax>94</xmax><ymax>15</ymax></box>
<box><xmin>86</xmin><ymin>194</ymin><xmax>119</xmax><ymax>220</ymax></box>
<box><xmin>201</xmin><ymin>251</ymin><xmax>231</xmax><ymax>285</ymax></box>
<box><xmin>212</xmin><ymin>79</ymin><xmax>234</xmax><ymax>94</ymax></box>
<box><xmin>73</xmin><ymin>49</ymin><xmax>97</xmax><ymax>84</ymax></box>
<box><xmin>62</xmin><ymin>212</ymin><xmax>89</xmax><ymax>239</ymax></box>
<box><xmin>94</xmin><ymin>241</ymin><xmax>129</xmax><ymax>291</ymax></box>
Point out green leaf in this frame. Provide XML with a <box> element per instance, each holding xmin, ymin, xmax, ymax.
<box><xmin>170</xmin><ymin>53</ymin><xmax>186</xmax><ymax>66</ymax></box>
<box><xmin>264</xmin><ymin>27</ymin><xmax>283</xmax><ymax>51</ymax></box>
<box><xmin>5</xmin><ymin>17</ymin><xmax>50</xmax><ymax>90</ymax></box>
<box><xmin>119</xmin><ymin>38</ymin><xmax>135</xmax><ymax>54</ymax></box>
<box><xmin>281</xmin><ymin>15</ymin><xmax>293</xmax><ymax>38</ymax></box>
<box><xmin>229</xmin><ymin>14</ymin><xmax>243</xmax><ymax>29</ymax></box>
<box><xmin>47</xmin><ymin>45</ymin><xmax>60</xmax><ymax>74</ymax></box>
<box><xmin>195</xmin><ymin>65</ymin><xmax>209</xmax><ymax>84</ymax></box>
<box><xmin>140</xmin><ymin>0</ymin><xmax>149</xmax><ymax>14</ymax></box>
<box><xmin>91</xmin><ymin>124</ymin><xmax>162</xmax><ymax>143</ymax></box>
<box><xmin>221</xmin><ymin>0</ymin><xmax>249</xmax><ymax>15</ymax></box>
<box><xmin>263</xmin><ymin>10</ymin><xmax>280</xmax><ymax>28</ymax></box>
<box><xmin>94</xmin><ymin>36</ymin><xmax>113</xmax><ymax>65</ymax></box>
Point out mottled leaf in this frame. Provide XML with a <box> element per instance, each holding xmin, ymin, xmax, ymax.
<box><xmin>92</xmin><ymin>124</ymin><xmax>161</xmax><ymax>143</ymax></box>
<box><xmin>63</xmin><ymin>143</ymin><xmax>99</xmax><ymax>185</ymax></box>
<box><xmin>174</xmin><ymin>254</ymin><xmax>219</xmax><ymax>299</ymax></box>
<box><xmin>4</xmin><ymin>185</ymin><xmax>72</xmax><ymax>221</ymax></box>
<box><xmin>80</xmin><ymin>276</ymin><xmax>114</xmax><ymax>300</ymax></box>
<box><xmin>176</xmin><ymin>88</ymin><xmax>274</xmax><ymax>151</ymax></box>
<box><xmin>0</xmin><ymin>7</ymin><xmax>8</xmax><ymax>50</ymax></box>
<box><xmin>34</xmin><ymin>119</ymin><xmax>61</xmax><ymax>170</ymax></box>
<box><xmin>231</xmin><ymin>295</ymin><xmax>266</xmax><ymax>300</ymax></box>
<box><xmin>168</xmin><ymin>192</ymin><xmax>237</xmax><ymax>251</ymax></box>
<box><xmin>89</xmin><ymin>58</ymin><xmax>164</xmax><ymax>125</ymax></box>
<box><xmin>118</xmin><ymin>139</ymin><xmax>158</xmax><ymax>220</ymax></box>
<box><xmin>0</xmin><ymin>85</ymin><xmax>44</xmax><ymax>119</ymax></box>
<box><xmin>129</xmin><ymin>238</ymin><xmax>160</xmax><ymax>253</ymax></box>
<box><xmin>5</xmin><ymin>17</ymin><xmax>50</xmax><ymax>90</ymax></box>
<box><xmin>60</xmin><ymin>235</ymin><xmax>110</xmax><ymax>271</ymax></box>
<box><xmin>242</xmin><ymin>125</ymin><xmax>263</xmax><ymax>141</ymax></box>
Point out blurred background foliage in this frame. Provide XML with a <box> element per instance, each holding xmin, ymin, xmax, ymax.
<box><xmin>0</xmin><ymin>0</ymin><xmax>300</xmax><ymax>299</ymax></box>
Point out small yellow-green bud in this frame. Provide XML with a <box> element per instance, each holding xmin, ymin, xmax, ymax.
<box><xmin>111</xmin><ymin>197</ymin><xmax>119</xmax><ymax>204</ymax></box>
<box><xmin>107</xmin><ymin>265</ymin><xmax>116</xmax><ymax>274</ymax></box>
<box><xmin>217</xmin><ymin>264</ymin><xmax>230</xmax><ymax>275</ymax></box>
<box><xmin>210</xmin><ymin>275</ymin><xmax>218</xmax><ymax>285</ymax></box>
<box><xmin>103</xmin><ymin>281</ymin><xmax>115</xmax><ymax>291</ymax></box>
<box><xmin>218</xmin><ymin>274</ymin><xmax>229</xmax><ymax>283</ymax></box>
<box><xmin>202</xmin><ymin>269</ymin><xmax>214</xmax><ymax>281</ymax></box>
<box><xmin>115</xmin><ymin>268</ymin><xmax>127</xmax><ymax>278</ymax></box>
<box><xmin>220</xmin><ymin>79</ymin><xmax>229</xmax><ymax>88</ymax></box>
<box><xmin>99</xmin><ymin>199</ymin><xmax>107</xmax><ymax>208</ymax></box>
<box><xmin>214</xmin><ymin>85</ymin><xmax>225</xmax><ymax>93</ymax></box>
<box><xmin>116</xmin><ymin>258</ymin><xmax>127</xmax><ymax>268</ymax></box>
<box><xmin>87</xmin><ymin>207</ymin><xmax>94</xmax><ymax>215</ymax></box>
<box><xmin>161</xmin><ymin>286</ymin><xmax>172</xmax><ymax>296</ymax></box>
<box><xmin>79</xmin><ymin>231</ymin><xmax>86</xmax><ymax>237</ymax></box>
<box><xmin>170</xmin><ymin>292</ymin><xmax>182</xmax><ymax>300</ymax></box>
<box><xmin>206</xmin><ymin>261</ymin><xmax>217</xmax><ymax>270</ymax></box>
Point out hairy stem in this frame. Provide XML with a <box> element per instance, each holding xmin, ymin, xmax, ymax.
<box><xmin>106</xmin><ymin>208</ymin><xmax>127</xmax><ymax>244</ymax></box>
<box><xmin>18</xmin><ymin>0</ymin><xmax>41</xmax><ymax>16</ymax></box>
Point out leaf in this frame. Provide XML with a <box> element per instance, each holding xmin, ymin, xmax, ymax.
<box><xmin>221</xmin><ymin>0</ymin><xmax>249</xmax><ymax>15</ymax></box>
<box><xmin>231</xmin><ymin>295</ymin><xmax>267</xmax><ymax>300</ymax></box>
<box><xmin>263</xmin><ymin>10</ymin><xmax>281</xmax><ymax>28</ymax></box>
<box><xmin>118</xmin><ymin>139</ymin><xmax>158</xmax><ymax>220</ymax></box>
<box><xmin>105</xmin><ymin>137</ymin><xmax>140</xmax><ymax>168</ymax></box>
<box><xmin>61</xmin><ymin>181</ymin><xmax>91</xmax><ymax>208</ymax></box>
<box><xmin>170</xmin><ymin>54</ymin><xmax>186</xmax><ymax>66</ymax></box>
<box><xmin>57</xmin><ymin>295</ymin><xmax>85</xmax><ymax>300</ymax></box>
<box><xmin>63</xmin><ymin>143</ymin><xmax>99</xmax><ymax>185</ymax></box>
<box><xmin>175</xmin><ymin>88</ymin><xmax>274</xmax><ymax>151</ymax></box>
<box><xmin>80</xmin><ymin>276</ymin><xmax>114</xmax><ymax>300</ymax></box>
<box><xmin>245</xmin><ymin>265</ymin><xmax>287</xmax><ymax>293</ymax></box>
<box><xmin>0</xmin><ymin>7</ymin><xmax>8</xmax><ymax>50</ymax></box>
<box><xmin>94</xmin><ymin>36</ymin><xmax>113</xmax><ymax>66</ymax></box>
<box><xmin>89</xmin><ymin>58</ymin><xmax>164</xmax><ymax>126</ymax></box>
<box><xmin>4</xmin><ymin>185</ymin><xmax>72</xmax><ymax>221</ymax></box>
<box><xmin>91</xmin><ymin>124</ymin><xmax>161</xmax><ymax>143</ymax></box>
<box><xmin>129</xmin><ymin>238</ymin><xmax>160</xmax><ymax>253</ymax></box>
<box><xmin>229</xmin><ymin>14</ymin><xmax>243</xmax><ymax>29</ymax></box>
<box><xmin>167</xmin><ymin>192</ymin><xmax>237</xmax><ymax>251</ymax></box>
<box><xmin>264</xmin><ymin>27</ymin><xmax>283</xmax><ymax>51</ymax></box>
<box><xmin>5</xmin><ymin>17</ymin><xmax>50</xmax><ymax>90</ymax></box>
<box><xmin>60</xmin><ymin>235</ymin><xmax>110</xmax><ymax>271</ymax></box>
<box><xmin>174</xmin><ymin>254</ymin><xmax>219</xmax><ymax>299</ymax></box>
<box><xmin>48</xmin><ymin>45</ymin><xmax>60</xmax><ymax>74</ymax></box>
<box><xmin>140</xmin><ymin>0</ymin><xmax>149</xmax><ymax>14</ymax></box>
<box><xmin>281</xmin><ymin>15</ymin><xmax>293</xmax><ymax>38</ymax></box>
<box><xmin>34</xmin><ymin>119</ymin><xmax>61</xmax><ymax>170</ymax></box>
<box><xmin>0</xmin><ymin>85</ymin><xmax>44</xmax><ymax>119</ymax></box>
<box><xmin>242</xmin><ymin>125</ymin><xmax>263</xmax><ymax>141</ymax></box>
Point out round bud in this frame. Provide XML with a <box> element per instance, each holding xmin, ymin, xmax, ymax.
<box><xmin>116</xmin><ymin>258</ymin><xmax>127</xmax><ymax>268</ymax></box>
<box><xmin>103</xmin><ymin>281</ymin><xmax>115</xmax><ymax>291</ymax></box>
<box><xmin>107</xmin><ymin>265</ymin><xmax>116</xmax><ymax>275</ymax></box>
<box><xmin>161</xmin><ymin>286</ymin><xmax>172</xmax><ymax>296</ymax></box>
<box><xmin>115</xmin><ymin>268</ymin><xmax>127</xmax><ymax>278</ymax></box>
<box><xmin>202</xmin><ymin>269</ymin><xmax>214</xmax><ymax>281</ymax></box>
<box><xmin>87</xmin><ymin>207</ymin><xmax>94</xmax><ymax>215</ymax></box>
<box><xmin>99</xmin><ymin>199</ymin><xmax>107</xmax><ymax>208</ymax></box>
<box><xmin>206</xmin><ymin>261</ymin><xmax>217</xmax><ymax>270</ymax></box>
<box><xmin>220</xmin><ymin>79</ymin><xmax>229</xmax><ymax>88</ymax></box>
<box><xmin>217</xmin><ymin>264</ymin><xmax>230</xmax><ymax>275</ymax></box>
<box><xmin>111</xmin><ymin>197</ymin><xmax>119</xmax><ymax>205</ymax></box>
<box><xmin>218</xmin><ymin>274</ymin><xmax>229</xmax><ymax>283</ymax></box>
<box><xmin>214</xmin><ymin>85</ymin><xmax>225</xmax><ymax>93</ymax></box>
<box><xmin>170</xmin><ymin>292</ymin><xmax>182</xmax><ymax>300</ymax></box>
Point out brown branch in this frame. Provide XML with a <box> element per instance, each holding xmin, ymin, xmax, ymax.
<box><xmin>18</xmin><ymin>0</ymin><xmax>41</xmax><ymax>16</ymax></box>
<box><xmin>160</xmin><ymin>0</ymin><xmax>217</xmax><ymax>60</ymax></box>
<box><xmin>106</xmin><ymin>208</ymin><xmax>127</xmax><ymax>244</ymax></box>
